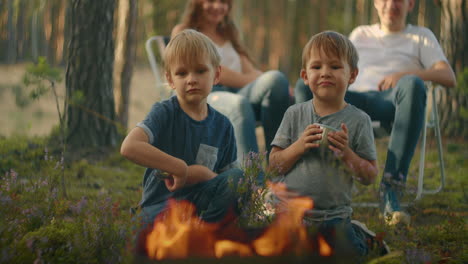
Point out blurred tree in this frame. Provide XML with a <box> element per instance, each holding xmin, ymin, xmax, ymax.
<box><xmin>65</xmin><ymin>0</ymin><xmax>119</xmax><ymax>152</ymax></box>
<box><xmin>438</xmin><ymin>0</ymin><xmax>467</xmax><ymax>137</ymax></box>
<box><xmin>7</xmin><ymin>0</ymin><xmax>16</xmax><ymax>63</ymax></box>
<box><xmin>152</xmin><ymin>0</ymin><xmax>185</xmax><ymax>36</ymax></box>
<box><xmin>16</xmin><ymin>0</ymin><xmax>26</xmax><ymax>61</ymax></box>
<box><xmin>46</xmin><ymin>0</ymin><xmax>66</xmax><ymax>64</ymax></box>
<box><xmin>114</xmin><ymin>0</ymin><xmax>138</xmax><ymax>130</ymax></box>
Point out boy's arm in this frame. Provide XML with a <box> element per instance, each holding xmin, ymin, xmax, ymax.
<box><xmin>120</xmin><ymin>127</ymin><xmax>188</xmax><ymax>191</ymax></box>
<box><xmin>269</xmin><ymin>146</ymin><xmax>302</xmax><ymax>175</ymax></box>
<box><xmin>340</xmin><ymin>150</ymin><xmax>378</xmax><ymax>185</ymax></box>
<box><xmin>269</xmin><ymin>124</ymin><xmax>322</xmax><ymax>175</ymax></box>
<box><xmin>327</xmin><ymin>123</ymin><xmax>378</xmax><ymax>185</ymax></box>
<box><xmin>185</xmin><ymin>165</ymin><xmax>217</xmax><ymax>185</ymax></box>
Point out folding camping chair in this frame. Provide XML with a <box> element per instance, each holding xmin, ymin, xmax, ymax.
<box><xmin>145</xmin><ymin>35</ymin><xmax>171</xmax><ymax>100</ymax></box>
<box><xmin>353</xmin><ymin>83</ymin><xmax>446</xmax><ymax>207</ymax></box>
<box><xmin>415</xmin><ymin>83</ymin><xmax>446</xmax><ymax>200</ymax></box>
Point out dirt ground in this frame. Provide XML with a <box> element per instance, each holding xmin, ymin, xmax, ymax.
<box><xmin>0</xmin><ymin>63</ymin><xmax>265</xmax><ymax>150</ymax></box>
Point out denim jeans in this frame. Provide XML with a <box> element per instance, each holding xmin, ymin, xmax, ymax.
<box><xmin>138</xmin><ymin>168</ymin><xmax>244</xmax><ymax>225</ymax></box>
<box><xmin>208</xmin><ymin>70</ymin><xmax>290</xmax><ymax>162</ymax></box>
<box><xmin>304</xmin><ymin>217</ymin><xmax>368</xmax><ymax>258</ymax></box>
<box><xmin>294</xmin><ymin>76</ymin><xmax>427</xmax><ymax>213</ymax></box>
<box><xmin>134</xmin><ymin>168</ymin><xmax>244</xmax><ymax>255</ymax></box>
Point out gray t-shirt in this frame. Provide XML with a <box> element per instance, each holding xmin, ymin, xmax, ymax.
<box><xmin>271</xmin><ymin>101</ymin><xmax>376</xmax><ymax>220</ymax></box>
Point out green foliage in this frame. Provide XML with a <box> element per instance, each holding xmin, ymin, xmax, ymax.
<box><xmin>16</xmin><ymin>221</ymin><xmax>80</xmax><ymax>263</ymax></box>
<box><xmin>0</xmin><ymin>139</ymin><xmax>140</xmax><ymax>264</ymax></box>
<box><xmin>0</xmin><ymin>136</ymin><xmax>47</xmax><ymax>175</ymax></box>
<box><xmin>24</xmin><ymin>57</ymin><xmax>62</xmax><ymax>85</ymax></box>
<box><xmin>0</xmin><ymin>136</ymin><xmax>466</xmax><ymax>263</ymax></box>
<box><xmin>69</xmin><ymin>90</ymin><xmax>85</xmax><ymax>105</ymax></box>
<box><xmin>456</xmin><ymin>67</ymin><xmax>468</xmax><ymax>93</ymax></box>
<box><xmin>19</xmin><ymin>57</ymin><xmax>62</xmax><ymax>103</ymax></box>
<box><xmin>230</xmin><ymin>151</ymin><xmax>277</xmax><ymax>228</ymax></box>
<box><xmin>11</xmin><ymin>84</ymin><xmax>31</xmax><ymax>108</ymax></box>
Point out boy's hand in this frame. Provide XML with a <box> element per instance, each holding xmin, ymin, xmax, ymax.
<box><xmin>163</xmin><ymin>165</ymin><xmax>217</xmax><ymax>191</ymax></box>
<box><xmin>296</xmin><ymin>124</ymin><xmax>322</xmax><ymax>154</ymax></box>
<box><xmin>164</xmin><ymin>175</ymin><xmax>187</xmax><ymax>192</ymax></box>
<box><xmin>163</xmin><ymin>168</ymin><xmax>188</xmax><ymax>192</ymax></box>
<box><xmin>327</xmin><ymin>123</ymin><xmax>350</xmax><ymax>157</ymax></box>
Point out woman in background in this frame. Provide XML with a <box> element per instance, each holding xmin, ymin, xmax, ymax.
<box><xmin>172</xmin><ymin>0</ymin><xmax>290</xmax><ymax>162</ymax></box>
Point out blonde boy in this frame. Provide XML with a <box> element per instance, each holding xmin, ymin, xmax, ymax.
<box><xmin>121</xmin><ymin>29</ymin><xmax>242</xmax><ymax>225</ymax></box>
<box><xmin>269</xmin><ymin>31</ymin><xmax>382</xmax><ymax>256</ymax></box>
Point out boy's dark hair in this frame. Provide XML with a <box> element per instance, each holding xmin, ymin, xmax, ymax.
<box><xmin>302</xmin><ymin>31</ymin><xmax>359</xmax><ymax>70</ymax></box>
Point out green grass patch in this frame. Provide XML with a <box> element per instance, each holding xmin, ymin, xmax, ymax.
<box><xmin>0</xmin><ymin>135</ymin><xmax>466</xmax><ymax>263</ymax></box>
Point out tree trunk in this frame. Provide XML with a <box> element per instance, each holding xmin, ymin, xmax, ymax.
<box><xmin>114</xmin><ymin>0</ymin><xmax>137</xmax><ymax>130</ymax></box>
<box><xmin>47</xmin><ymin>0</ymin><xmax>64</xmax><ymax>65</ymax></box>
<box><xmin>7</xmin><ymin>0</ymin><xmax>16</xmax><ymax>63</ymax></box>
<box><xmin>439</xmin><ymin>0</ymin><xmax>467</xmax><ymax>138</ymax></box>
<box><xmin>31</xmin><ymin>10</ymin><xmax>39</xmax><ymax>60</ymax></box>
<box><xmin>16</xmin><ymin>0</ymin><xmax>26</xmax><ymax>61</ymax></box>
<box><xmin>343</xmin><ymin>0</ymin><xmax>353</xmax><ymax>34</ymax></box>
<box><xmin>417</xmin><ymin>0</ymin><xmax>426</xmax><ymax>26</ymax></box>
<box><xmin>65</xmin><ymin>0</ymin><xmax>118</xmax><ymax>152</ymax></box>
<box><xmin>55</xmin><ymin>0</ymin><xmax>66</xmax><ymax>64</ymax></box>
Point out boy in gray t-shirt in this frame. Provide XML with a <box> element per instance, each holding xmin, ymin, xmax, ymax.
<box><xmin>270</xmin><ymin>31</ymin><xmax>379</xmax><ymax>257</ymax></box>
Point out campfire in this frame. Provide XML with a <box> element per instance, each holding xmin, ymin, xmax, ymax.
<box><xmin>142</xmin><ymin>183</ymin><xmax>336</xmax><ymax>261</ymax></box>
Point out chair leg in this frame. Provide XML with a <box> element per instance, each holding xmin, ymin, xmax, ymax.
<box><xmin>425</xmin><ymin>86</ymin><xmax>446</xmax><ymax>194</ymax></box>
<box><xmin>415</xmin><ymin>112</ymin><xmax>427</xmax><ymax>201</ymax></box>
<box><xmin>355</xmin><ymin>84</ymin><xmax>446</xmax><ymax>206</ymax></box>
<box><xmin>415</xmin><ymin>85</ymin><xmax>446</xmax><ymax>201</ymax></box>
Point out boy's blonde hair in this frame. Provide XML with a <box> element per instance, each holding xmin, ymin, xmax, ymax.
<box><xmin>164</xmin><ymin>29</ymin><xmax>221</xmax><ymax>73</ymax></box>
<box><xmin>301</xmin><ymin>31</ymin><xmax>359</xmax><ymax>71</ymax></box>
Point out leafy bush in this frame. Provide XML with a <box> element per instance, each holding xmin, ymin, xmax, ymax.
<box><xmin>0</xmin><ymin>139</ymin><xmax>139</xmax><ymax>263</ymax></box>
<box><xmin>230</xmin><ymin>151</ymin><xmax>278</xmax><ymax>228</ymax></box>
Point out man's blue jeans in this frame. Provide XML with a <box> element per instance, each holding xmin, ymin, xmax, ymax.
<box><xmin>208</xmin><ymin>70</ymin><xmax>290</xmax><ymax>162</ymax></box>
<box><xmin>294</xmin><ymin>76</ymin><xmax>427</xmax><ymax>213</ymax></box>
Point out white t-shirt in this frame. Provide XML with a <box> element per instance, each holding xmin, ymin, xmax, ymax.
<box><xmin>215</xmin><ymin>41</ymin><xmax>242</xmax><ymax>73</ymax></box>
<box><xmin>348</xmin><ymin>24</ymin><xmax>448</xmax><ymax>92</ymax></box>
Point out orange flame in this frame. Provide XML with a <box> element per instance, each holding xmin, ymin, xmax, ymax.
<box><xmin>318</xmin><ymin>235</ymin><xmax>333</xmax><ymax>257</ymax></box>
<box><xmin>252</xmin><ymin>196</ymin><xmax>313</xmax><ymax>256</ymax></box>
<box><xmin>146</xmin><ymin>199</ymin><xmax>219</xmax><ymax>259</ymax></box>
<box><xmin>145</xmin><ymin>183</ymin><xmax>333</xmax><ymax>260</ymax></box>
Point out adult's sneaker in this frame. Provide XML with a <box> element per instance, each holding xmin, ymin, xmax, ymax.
<box><xmin>384</xmin><ymin>211</ymin><xmax>411</xmax><ymax>226</ymax></box>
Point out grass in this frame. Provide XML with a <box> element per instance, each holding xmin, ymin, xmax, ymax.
<box><xmin>352</xmin><ymin>137</ymin><xmax>468</xmax><ymax>263</ymax></box>
<box><xmin>0</xmin><ymin>133</ymin><xmax>466</xmax><ymax>263</ymax></box>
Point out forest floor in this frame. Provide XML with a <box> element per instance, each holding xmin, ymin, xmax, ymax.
<box><xmin>1</xmin><ymin>64</ymin><xmax>466</xmax><ymax>263</ymax></box>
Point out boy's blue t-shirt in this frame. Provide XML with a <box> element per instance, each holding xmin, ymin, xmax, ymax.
<box><xmin>136</xmin><ymin>96</ymin><xmax>238</xmax><ymax>208</ymax></box>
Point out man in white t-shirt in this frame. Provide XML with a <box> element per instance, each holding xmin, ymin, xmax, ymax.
<box><xmin>294</xmin><ymin>0</ymin><xmax>456</xmax><ymax>226</ymax></box>
<box><xmin>349</xmin><ymin>0</ymin><xmax>456</xmax><ymax>226</ymax></box>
